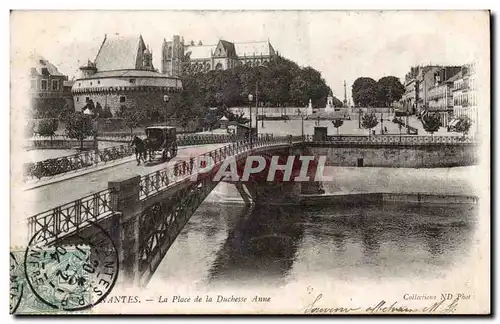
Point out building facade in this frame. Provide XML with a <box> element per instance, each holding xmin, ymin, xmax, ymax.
<box><xmin>401</xmin><ymin>78</ymin><xmax>418</xmax><ymax>114</ymax></box>
<box><xmin>452</xmin><ymin>63</ymin><xmax>477</xmax><ymax>134</ymax></box>
<box><xmin>416</xmin><ymin>66</ymin><xmax>441</xmax><ymax>114</ymax></box>
<box><xmin>162</xmin><ymin>35</ymin><xmax>277</xmax><ymax>77</ymax></box>
<box><xmin>73</xmin><ymin>35</ymin><xmax>183</xmax><ymax>117</ymax></box>
<box><xmin>29</xmin><ymin>54</ymin><xmax>73</xmax><ymax>117</ymax></box>
<box><xmin>427</xmin><ymin>67</ymin><xmax>461</xmax><ymax>127</ymax></box>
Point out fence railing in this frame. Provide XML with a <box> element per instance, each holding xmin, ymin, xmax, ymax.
<box><xmin>138</xmin><ymin>134</ymin><xmax>294</xmax><ymax>199</ymax></box>
<box><xmin>27</xmin><ymin>188</ymin><xmax>115</xmax><ymax>243</ymax></box>
<box><xmin>27</xmin><ymin>134</ymin><xmax>295</xmax><ymax>242</ymax></box>
<box><xmin>23</xmin><ymin>134</ymin><xmax>242</xmax><ymax>181</ymax></box>
<box><xmin>25</xmin><ymin>133</ymin><xmax>477</xmax><ymax>242</ymax></box>
<box><xmin>97</xmin><ymin>133</ymin><xmax>239</xmax><ymax>145</ymax></box>
<box><xmin>316</xmin><ymin>135</ymin><xmax>476</xmax><ymax>145</ymax></box>
<box><xmin>23</xmin><ymin>145</ymin><xmax>134</xmax><ymax>181</ymax></box>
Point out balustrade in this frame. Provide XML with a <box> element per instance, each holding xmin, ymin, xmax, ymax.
<box><xmin>24</xmin><ymin>144</ymin><xmax>134</xmax><ymax>181</ymax></box>
<box><xmin>26</xmin><ymin>132</ymin><xmax>475</xmax><ymax>244</ymax></box>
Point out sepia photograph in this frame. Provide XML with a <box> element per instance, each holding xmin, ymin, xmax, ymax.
<box><xmin>9</xmin><ymin>9</ymin><xmax>490</xmax><ymax>315</ymax></box>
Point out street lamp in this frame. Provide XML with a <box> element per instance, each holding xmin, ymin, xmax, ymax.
<box><xmin>163</xmin><ymin>95</ymin><xmax>170</xmax><ymax>125</ymax></box>
<box><xmin>261</xmin><ymin>105</ymin><xmax>265</xmax><ymax>128</ymax></box>
<box><xmin>300</xmin><ymin>110</ymin><xmax>305</xmax><ymax>140</ymax></box>
<box><xmin>248</xmin><ymin>93</ymin><xmax>254</xmax><ymax>146</ymax></box>
<box><xmin>83</xmin><ymin>107</ymin><xmax>98</xmax><ymax>152</ymax></box>
<box><xmin>380</xmin><ymin>112</ymin><xmax>384</xmax><ymax>135</ymax></box>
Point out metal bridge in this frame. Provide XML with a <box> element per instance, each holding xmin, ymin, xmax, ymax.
<box><xmin>25</xmin><ymin>134</ymin><xmax>477</xmax><ymax>287</ymax></box>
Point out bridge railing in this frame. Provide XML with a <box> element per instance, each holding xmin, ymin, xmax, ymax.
<box><xmin>23</xmin><ymin>134</ymin><xmax>243</xmax><ymax>181</ymax></box>
<box><xmin>97</xmin><ymin>133</ymin><xmax>239</xmax><ymax>145</ymax></box>
<box><xmin>26</xmin><ymin>134</ymin><xmax>293</xmax><ymax>241</ymax></box>
<box><xmin>306</xmin><ymin>134</ymin><xmax>476</xmax><ymax>145</ymax></box>
<box><xmin>138</xmin><ymin>134</ymin><xmax>293</xmax><ymax>199</ymax></box>
<box><xmin>27</xmin><ymin>188</ymin><xmax>115</xmax><ymax>242</ymax></box>
<box><xmin>23</xmin><ymin>144</ymin><xmax>134</xmax><ymax>181</ymax></box>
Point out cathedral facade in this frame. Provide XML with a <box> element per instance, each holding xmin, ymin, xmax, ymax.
<box><xmin>162</xmin><ymin>35</ymin><xmax>277</xmax><ymax>77</ymax></box>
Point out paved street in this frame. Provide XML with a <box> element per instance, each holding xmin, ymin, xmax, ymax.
<box><xmin>19</xmin><ymin>143</ymin><xmax>227</xmax><ymax>219</ymax></box>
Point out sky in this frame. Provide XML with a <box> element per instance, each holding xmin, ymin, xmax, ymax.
<box><xmin>10</xmin><ymin>10</ymin><xmax>489</xmax><ymax>101</ymax></box>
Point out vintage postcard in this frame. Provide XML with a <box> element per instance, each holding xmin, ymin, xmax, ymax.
<box><xmin>10</xmin><ymin>10</ymin><xmax>490</xmax><ymax>315</ymax></box>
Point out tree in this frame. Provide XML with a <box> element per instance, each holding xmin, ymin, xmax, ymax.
<box><xmin>121</xmin><ymin>108</ymin><xmax>145</xmax><ymax>135</ymax></box>
<box><xmin>455</xmin><ymin>115</ymin><xmax>472</xmax><ymax>138</ymax></box>
<box><xmin>36</xmin><ymin>118</ymin><xmax>58</xmax><ymax>142</ymax></box>
<box><xmin>64</xmin><ymin>112</ymin><xmax>94</xmax><ymax>150</ymax></box>
<box><xmin>375</xmin><ymin>76</ymin><xmax>405</xmax><ymax>107</ymax></box>
<box><xmin>421</xmin><ymin>113</ymin><xmax>441</xmax><ymax>136</ymax></box>
<box><xmin>361</xmin><ymin>113</ymin><xmax>379</xmax><ymax>136</ymax></box>
<box><xmin>352</xmin><ymin>77</ymin><xmax>377</xmax><ymax>107</ymax></box>
<box><xmin>203</xmin><ymin>109</ymin><xmax>219</xmax><ymax>130</ymax></box>
<box><xmin>332</xmin><ymin>118</ymin><xmax>344</xmax><ymax>135</ymax></box>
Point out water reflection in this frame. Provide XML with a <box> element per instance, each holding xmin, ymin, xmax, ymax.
<box><xmin>152</xmin><ymin>200</ymin><xmax>477</xmax><ymax>288</ymax></box>
<box><xmin>206</xmin><ymin>204</ymin><xmax>305</xmax><ymax>288</ymax></box>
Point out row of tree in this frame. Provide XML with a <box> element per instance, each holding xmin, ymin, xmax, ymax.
<box><xmin>352</xmin><ymin>76</ymin><xmax>405</xmax><ymax>108</ymax></box>
<box><xmin>183</xmin><ymin>56</ymin><xmax>340</xmax><ymax>109</ymax></box>
<box><xmin>330</xmin><ymin>112</ymin><xmax>472</xmax><ymax>137</ymax></box>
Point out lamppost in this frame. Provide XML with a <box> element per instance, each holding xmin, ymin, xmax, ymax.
<box><xmin>83</xmin><ymin>108</ymin><xmax>98</xmax><ymax>153</ymax></box>
<box><xmin>163</xmin><ymin>95</ymin><xmax>170</xmax><ymax>125</ymax></box>
<box><xmin>300</xmin><ymin>111</ymin><xmax>305</xmax><ymax>140</ymax></box>
<box><xmin>248</xmin><ymin>93</ymin><xmax>254</xmax><ymax>147</ymax></box>
<box><xmin>261</xmin><ymin>104</ymin><xmax>265</xmax><ymax>128</ymax></box>
<box><xmin>380</xmin><ymin>112</ymin><xmax>384</xmax><ymax>134</ymax></box>
<box><xmin>358</xmin><ymin>108</ymin><xmax>362</xmax><ymax>128</ymax></box>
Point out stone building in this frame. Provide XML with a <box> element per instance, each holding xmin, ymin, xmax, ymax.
<box><xmin>416</xmin><ymin>66</ymin><xmax>441</xmax><ymax>114</ymax></box>
<box><xmin>72</xmin><ymin>35</ymin><xmax>183</xmax><ymax>117</ymax></box>
<box><xmin>29</xmin><ymin>54</ymin><xmax>73</xmax><ymax>117</ymax></box>
<box><xmin>427</xmin><ymin>67</ymin><xmax>461</xmax><ymax>127</ymax></box>
<box><xmin>162</xmin><ymin>35</ymin><xmax>277</xmax><ymax>77</ymax></box>
<box><xmin>452</xmin><ymin>63</ymin><xmax>477</xmax><ymax>134</ymax></box>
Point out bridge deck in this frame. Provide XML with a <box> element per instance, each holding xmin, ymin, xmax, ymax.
<box><xmin>18</xmin><ymin>144</ymin><xmax>228</xmax><ymax>220</ymax></box>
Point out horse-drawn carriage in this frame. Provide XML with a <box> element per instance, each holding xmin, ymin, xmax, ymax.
<box><xmin>130</xmin><ymin>126</ymin><xmax>178</xmax><ymax>164</ymax></box>
<box><xmin>145</xmin><ymin>126</ymin><xmax>178</xmax><ymax>162</ymax></box>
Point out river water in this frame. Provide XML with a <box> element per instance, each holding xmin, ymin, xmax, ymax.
<box><xmin>149</xmin><ymin>170</ymin><xmax>478</xmax><ymax>291</ymax></box>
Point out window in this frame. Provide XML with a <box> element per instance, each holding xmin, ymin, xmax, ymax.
<box><xmin>30</xmin><ymin>68</ymin><xmax>37</xmax><ymax>76</ymax></box>
<box><xmin>97</xmin><ymin>80</ymin><xmax>100</xmax><ymax>85</ymax></box>
<box><xmin>90</xmin><ymin>82</ymin><xmax>93</xmax><ymax>86</ymax></box>
<box><xmin>51</xmin><ymin>80</ymin><xmax>59</xmax><ymax>91</ymax></box>
<box><xmin>129</xmin><ymin>79</ymin><xmax>136</xmax><ymax>84</ymax></box>
<box><xmin>41</xmin><ymin>68</ymin><xmax>49</xmax><ymax>75</ymax></box>
<box><xmin>77</xmin><ymin>97</ymin><xmax>79</xmax><ymax>102</ymax></box>
<box><xmin>120</xmin><ymin>96</ymin><xmax>126</xmax><ymax>103</ymax></box>
<box><xmin>78</xmin><ymin>83</ymin><xmax>81</xmax><ymax>87</ymax></box>
<box><xmin>41</xmin><ymin>79</ymin><xmax>48</xmax><ymax>90</ymax></box>
<box><xmin>30</xmin><ymin>79</ymin><xmax>37</xmax><ymax>90</ymax></box>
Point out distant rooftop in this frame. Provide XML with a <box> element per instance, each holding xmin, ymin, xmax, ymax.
<box><xmin>29</xmin><ymin>53</ymin><xmax>65</xmax><ymax>76</ymax></box>
<box><xmin>94</xmin><ymin>34</ymin><xmax>154</xmax><ymax>71</ymax></box>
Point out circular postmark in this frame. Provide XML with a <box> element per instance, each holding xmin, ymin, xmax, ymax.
<box><xmin>10</xmin><ymin>252</ymin><xmax>24</xmax><ymax>314</ymax></box>
<box><xmin>24</xmin><ymin>221</ymin><xmax>119</xmax><ymax>311</ymax></box>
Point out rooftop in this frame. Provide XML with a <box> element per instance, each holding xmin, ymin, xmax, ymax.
<box><xmin>29</xmin><ymin>53</ymin><xmax>65</xmax><ymax>76</ymax></box>
<box><xmin>94</xmin><ymin>35</ymin><xmax>153</xmax><ymax>71</ymax></box>
<box><xmin>86</xmin><ymin>69</ymin><xmax>171</xmax><ymax>79</ymax></box>
<box><xmin>184</xmin><ymin>40</ymin><xmax>275</xmax><ymax>59</ymax></box>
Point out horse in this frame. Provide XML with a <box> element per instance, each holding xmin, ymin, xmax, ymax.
<box><xmin>130</xmin><ymin>136</ymin><xmax>147</xmax><ymax>165</ymax></box>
